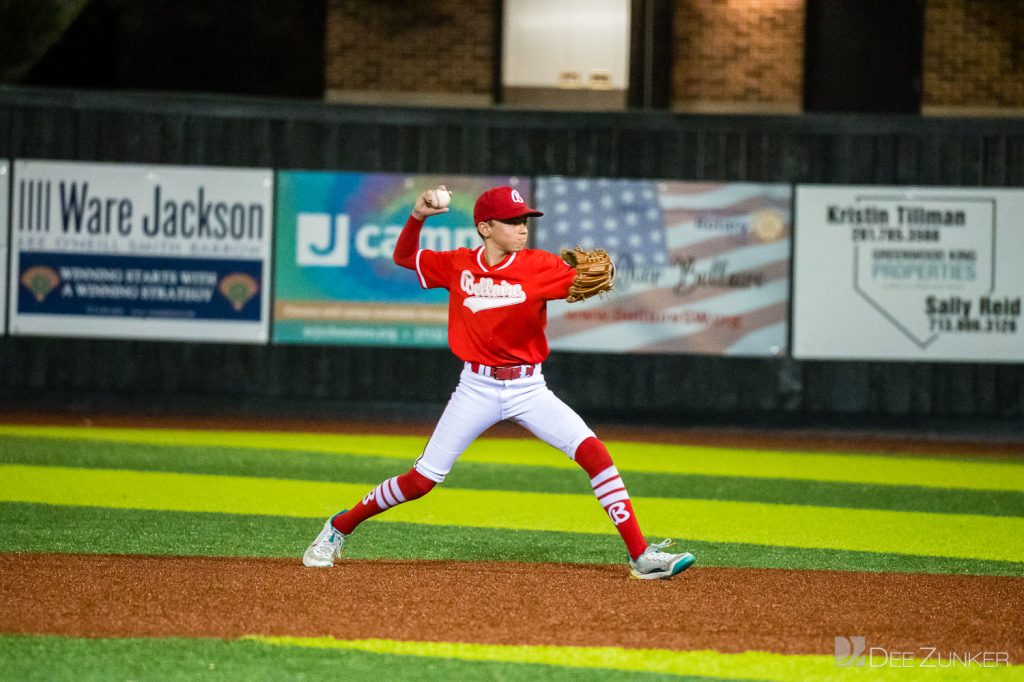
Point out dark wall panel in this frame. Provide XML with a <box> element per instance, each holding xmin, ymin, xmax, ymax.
<box><xmin>804</xmin><ymin>0</ymin><xmax>924</xmax><ymax>113</ymax></box>
<box><xmin>26</xmin><ymin>0</ymin><xmax>327</xmax><ymax>99</ymax></box>
<box><xmin>1</xmin><ymin>88</ymin><xmax>1023</xmax><ymax>430</ymax></box>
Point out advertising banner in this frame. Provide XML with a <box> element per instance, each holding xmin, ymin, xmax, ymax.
<box><xmin>274</xmin><ymin>171</ymin><xmax>526</xmax><ymax>346</ymax></box>
<box><xmin>793</xmin><ymin>185</ymin><xmax>1024</xmax><ymax>362</ymax></box>
<box><xmin>9</xmin><ymin>160</ymin><xmax>273</xmax><ymax>343</ymax></box>
<box><xmin>0</xmin><ymin>161</ymin><xmax>8</xmax><ymax>335</ymax></box>
<box><xmin>536</xmin><ymin>178</ymin><xmax>792</xmax><ymax>355</ymax></box>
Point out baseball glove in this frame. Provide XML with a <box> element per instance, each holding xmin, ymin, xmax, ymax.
<box><xmin>561</xmin><ymin>245</ymin><xmax>615</xmax><ymax>303</ymax></box>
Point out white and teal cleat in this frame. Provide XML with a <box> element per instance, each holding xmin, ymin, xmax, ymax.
<box><xmin>302</xmin><ymin>511</ymin><xmax>348</xmax><ymax>568</ymax></box>
<box><xmin>628</xmin><ymin>539</ymin><xmax>696</xmax><ymax>580</ymax></box>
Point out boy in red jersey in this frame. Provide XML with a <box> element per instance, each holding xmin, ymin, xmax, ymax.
<box><xmin>303</xmin><ymin>185</ymin><xmax>695</xmax><ymax>579</ymax></box>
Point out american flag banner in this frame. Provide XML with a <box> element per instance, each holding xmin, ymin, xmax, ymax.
<box><xmin>534</xmin><ymin>177</ymin><xmax>792</xmax><ymax>356</ymax></box>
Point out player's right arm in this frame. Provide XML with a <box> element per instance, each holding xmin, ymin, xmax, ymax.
<box><xmin>393</xmin><ymin>186</ymin><xmax>450</xmax><ymax>270</ymax></box>
<box><xmin>394</xmin><ymin>187</ymin><xmax>455</xmax><ymax>290</ymax></box>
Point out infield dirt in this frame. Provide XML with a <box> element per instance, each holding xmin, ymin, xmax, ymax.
<box><xmin>3</xmin><ymin>553</ymin><xmax>1022</xmax><ymax>661</ymax></box>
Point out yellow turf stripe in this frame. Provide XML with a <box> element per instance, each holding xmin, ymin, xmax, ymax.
<box><xmin>2</xmin><ymin>424</ymin><xmax>1023</xmax><ymax>492</ymax></box>
<box><xmin>247</xmin><ymin>636</ymin><xmax>1023</xmax><ymax>681</ymax></box>
<box><xmin>2</xmin><ymin>464</ymin><xmax>1022</xmax><ymax>563</ymax></box>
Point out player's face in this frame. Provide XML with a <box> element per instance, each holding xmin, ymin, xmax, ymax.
<box><xmin>483</xmin><ymin>217</ymin><xmax>529</xmax><ymax>253</ymax></box>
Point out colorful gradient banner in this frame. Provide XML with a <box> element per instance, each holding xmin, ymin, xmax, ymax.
<box><xmin>273</xmin><ymin>171</ymin><xmax>527</xmax><ymax>346</ymax></box>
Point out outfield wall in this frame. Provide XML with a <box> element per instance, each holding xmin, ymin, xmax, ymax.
<box><xmin>1</xmin><ymin>88</ymin><xmax>1022</xmax><ymax>428</ymax></box>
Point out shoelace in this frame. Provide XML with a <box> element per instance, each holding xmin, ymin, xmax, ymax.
<box><xmin>629</xmin><ymin>539</ymin><xmax>677</xmax><ymax>566</ymax></box>
<box><xmin>315</xmin><ymin>533</ymin><xmax>340</xmax><ymax>557</ymax></box>
<box><xmin>641</xmin><ymin>539</ymin><xmax>681</xmax><ymax>562</ymax></box>
<box><xmin>649</xmin><ymin>539</ymin><xmax>674</xmax><ymax>551</ymax></box>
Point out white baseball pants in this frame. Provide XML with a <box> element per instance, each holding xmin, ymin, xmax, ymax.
<box><xmin>413</xmin><ymin>362</ymin><xmax>596</xmax><ymax>483</ymax></box>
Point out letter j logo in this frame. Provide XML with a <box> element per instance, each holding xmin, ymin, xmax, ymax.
<box><xmin>297</xmin><ymin>213</ymin><xmax>349</xmax><ymax>267</ymax></box>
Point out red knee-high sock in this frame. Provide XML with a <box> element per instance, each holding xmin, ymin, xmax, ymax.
<box><xmin>574</xmin><ymin>437</ymin><xmax>648</xmax><ymax>560</ymax></box>
<box><xmin>332</xmin><ymin>467</ymin><xmax>435</xmax><ymax>535</ymax></box>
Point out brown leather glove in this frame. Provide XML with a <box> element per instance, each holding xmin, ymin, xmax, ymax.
<box><xmin>560</xmin><ymin>245</ymin><xmax>615</xmax><ymax>303</ymax></box>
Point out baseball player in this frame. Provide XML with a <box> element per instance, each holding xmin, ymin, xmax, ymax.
<box><xmin>303</xmin><ymin>185</ymin><xmax>696</xmax><ymax>579</ymax></box>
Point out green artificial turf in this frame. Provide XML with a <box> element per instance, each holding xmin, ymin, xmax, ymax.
<box><xmin>4</xmin><ymin>428</ymin><xmax>1020</xmax><ymax>682</ymax></box>
<box><xmin>0</xmin><ymin>635</ymin><xmax>691</xmax><ymax>681</ymax></box>
<box><xmin>8</xmin><ymin>460</ymin><xmax>1024</xmax><ymax>561</ymax></box>
<box><xmin>3</xmin><ymin>502</ymin><xmax>1021</xmax><ymax>576</ymax></box>
<box><xmin>4</xmin><ymin>436</ymin><xmax>1022</xmax><ymax>517</ymax></box>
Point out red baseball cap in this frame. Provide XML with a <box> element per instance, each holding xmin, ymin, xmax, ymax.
<box><xmin>473</xmin><ymin>186</ymin><xmax>544</xmax><ymax>225</ymax></box>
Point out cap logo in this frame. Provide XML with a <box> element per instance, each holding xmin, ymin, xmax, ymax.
<box><xmin>510</xmin><ymin>189</ymin><xmax>524</xmax><ymax>204</ymax></box>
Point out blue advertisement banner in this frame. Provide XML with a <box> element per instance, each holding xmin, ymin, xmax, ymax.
<box><xmin>17</xmin><ymin>252</ymin><xmax>261</xmax><ymax>321</ymax></box>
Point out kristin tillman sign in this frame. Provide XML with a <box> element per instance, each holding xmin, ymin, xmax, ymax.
<box><xmin>9</xmin><ymin>160</ymin><xmax>273</xmax><ymax>343</ymax></box>
<box><xmin>793</xmin><ymin>185</ymin><xmax>1024</xmax><ymax>362</ymax></box>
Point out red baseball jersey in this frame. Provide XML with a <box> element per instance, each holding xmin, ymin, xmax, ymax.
<box><xmin>414</xmin><ymin>245</ymin><xmax>576</xmax><ymax>365</ymax></box>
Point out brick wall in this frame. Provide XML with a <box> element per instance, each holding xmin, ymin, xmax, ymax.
<box><xmin>924</xmin><ymin>0</ymin><xmax>1024</xmax><ymax>109</ymax></box>
<box><xmin>325</xmin><ymin>0</ymin><xmax>496</xmax><ymax>95</ymax></box>
<box><xmin>323</xmin><ymin>1</ymin><xmax>1024</xmax><ymax>111</ymax></box>
<box><xmin>672</xmin><ymin>0</ymin><xmax>805</xmax><ymax>108</ymax></box>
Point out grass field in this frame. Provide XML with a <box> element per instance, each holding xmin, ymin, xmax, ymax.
<box><xmin>1</xmin><ymin>423</ymin><xmax>1022</xmax><ymax>680</ymax></box>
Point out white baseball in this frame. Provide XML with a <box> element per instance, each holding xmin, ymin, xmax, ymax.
<box><xmin>431</xmin><ymin>188</ymin><xmax>451</xmax><ymax>209</ymax></box>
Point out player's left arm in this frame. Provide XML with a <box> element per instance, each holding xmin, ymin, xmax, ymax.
<box><xmin>534</xmin><ymin>251</ymin><xmax>578</xmax><ymax>301</ymax></box>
